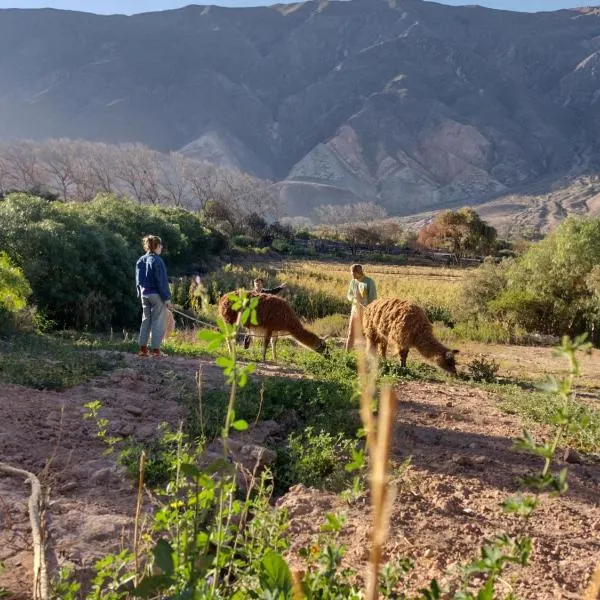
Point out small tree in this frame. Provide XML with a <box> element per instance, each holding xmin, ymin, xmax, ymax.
<box><xmin>417</xmin><ymin>208</ymin><xmax>497</xmax><ymax>263</ymax></box>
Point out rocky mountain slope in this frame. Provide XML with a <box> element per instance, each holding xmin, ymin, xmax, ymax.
<box><xmin>2</xmin><ymin>1</ymin><xmax>600</xmax><ymax>224</ymax></box>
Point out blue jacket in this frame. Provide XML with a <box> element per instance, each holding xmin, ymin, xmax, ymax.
<box><xmin>136</xmin><ymin>253</ymin><xmax>171</xmax><ymax>301</ymax></box>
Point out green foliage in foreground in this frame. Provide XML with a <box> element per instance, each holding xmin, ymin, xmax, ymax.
<box><xmin>0</xmin><ymin>251</ymin><xmax>32</xmax><ymax>333</ymax></box>
<box><xmin>53</xmin><ymin>297</ymin><xmax>597</xmax><ymax>599</ymax></box>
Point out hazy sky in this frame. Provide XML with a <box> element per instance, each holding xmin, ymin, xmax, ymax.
<box><xmin>0</xmin><ymin>1</ymin><xmax>597</xmax><ymax>14</ymax></box>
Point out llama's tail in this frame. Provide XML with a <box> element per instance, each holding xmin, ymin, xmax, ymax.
<box><xmin>287</xmin><ymin>320</ymin><xmax>327</xmax><ymax>354</ymax></box>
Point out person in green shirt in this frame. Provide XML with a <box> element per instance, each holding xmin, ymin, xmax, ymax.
<box><xmin>345</xmin><ymin>264</ymin><xmax>377</xmax><ymax>351</ymax></box>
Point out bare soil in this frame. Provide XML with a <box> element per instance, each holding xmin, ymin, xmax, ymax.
<box><xmin>1</xmin><ymin>345</ymin><xmax>599</xmax><ymax>599</ymax></box>
<box><xmin>279</xmin><ymin>380</ymin><xmax>600</xmax><ymax>599</ymax></box>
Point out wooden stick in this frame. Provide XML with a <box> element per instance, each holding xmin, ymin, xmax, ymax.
<box><xmin>0</xmin><ymin>462</ymin><xmax>48</xmax><ymax>600</ymax></box>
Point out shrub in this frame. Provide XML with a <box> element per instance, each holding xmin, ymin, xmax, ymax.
<box><xmin>271</xmin><ymin>238</ymin><xmax>290</xmax><ymax>253</ymax></box>
<box><xmin>457</xmin><ymin>256</ymin><xmax>512</xmax><ymax>322</ymax></box>
<box><xmin>232</xmin><ymin>234</ymin><xmax>255</xmax><ymax>248</ymax></box>
<box><xmin>487</xmin><ymin>218</ymin><xmax>600</xmax><ymax>342</ymax></box>
<box><xmin>467</xmin><ymin>355</ymin><xmax>500</xmax><ymax>383</ymax></box>
<box><xmin>0</xmin><ymin>193</ymin><xmax>224</xmax><ymax>330</ymax></box>
<box><xmin>423</xmin><ymin>303</ymin><xmax>455</xmax><ymax>327</ymax></box>
<box><xmin>277</xmin><ymin>427</ymin><xmax>356</xmax><ymax>491</ymax></box>
<box><xmin>0</xmin><ymin>252</ymin><xmax>32</xmax><ymax>333</ymax></box>
<box><xmin>310</xmin><ymin>313</ymin><xmax>348</xmax><ymax>338</ymax></box>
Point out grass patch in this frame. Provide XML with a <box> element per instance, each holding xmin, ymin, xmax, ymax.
<box><xmin>484</xmin><ymin>382</ymin><xmax>600</xmax><ymax>454</ymax></box>
<box><xmin>0</xmin><ymin>333</ymin><xmax>124</xmax><ymax>390</ymax></box>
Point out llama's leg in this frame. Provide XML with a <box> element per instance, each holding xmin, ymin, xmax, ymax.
<box><xmin>262</xmin><ymin>330</ymin><xmax>272</xmax><ymax>362</ymax></box>
<box><xmin>399</xmin><ymin>348</ymin><xmax>409</xmax><ymax>368</ymax></box>
<box><xmin>365</xmin><ymin>335</ymin><xmax>375</xmax><ymax>356</ymax></box>
<box><xmin>271</xmin><ymin>334</ymin><xmax>277</xmax><ymax>362</ymax></box>
<box><xmin>379</xmin><ymin>340</ymin><xmax>388</xmax><ymax>359</ymax></box>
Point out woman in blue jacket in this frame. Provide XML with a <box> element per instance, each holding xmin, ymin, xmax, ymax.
<box><xmin>135</xmin><ymin>235</ymin><xmax>172</xmax><ymax>357</ymax></box>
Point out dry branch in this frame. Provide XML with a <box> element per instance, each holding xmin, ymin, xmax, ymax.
<box><xmin>0</xmin><ymin>462</ymin><xmax>48</xmax><ymax>600</ymax></box>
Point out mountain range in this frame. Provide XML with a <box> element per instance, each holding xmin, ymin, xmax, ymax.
<box><xmin>3</xmin><ymin>1</ymin><xmax>600</xmax><ymax>232</ymax></box>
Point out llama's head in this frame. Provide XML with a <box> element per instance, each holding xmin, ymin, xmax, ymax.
<box><xmin>436</xmin><ymin>349</ymin><xmax>459</xmax><ymax>375</ymax></box>
<box><xmin>315</xmin><ymin>338</ymin><xmax>330</xmax><ymax>358</ymax></box>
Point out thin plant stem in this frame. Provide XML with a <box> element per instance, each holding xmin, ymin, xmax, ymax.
<box><xmin>133</xmin><ymin>450</ymin><xmax>146</xmax><ymax>587</ymax></box>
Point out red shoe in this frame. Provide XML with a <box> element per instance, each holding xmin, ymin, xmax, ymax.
<box><xmin>138</xmin><ymin>346</ymin><xmax>149</xmax><ymax>357</ymax></box>
<box><xmin>151</xmin><ymin>348</ymin><xmax>167</xmax><ymax>357</ymax></box>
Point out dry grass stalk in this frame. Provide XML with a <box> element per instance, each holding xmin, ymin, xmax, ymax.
<box><xmin>366</xmin><ymin>385</ymin><xmax>398</xmax><ymax>600</ymax></box>
<box><xmin>584</xmin><ymin>562</ymin><xmax>600</xmax><ymax>600</ymax></box>
<box><xmin>354</xmin><ymin>309</ymin><xmax>378</xmax><ymax>454</ymax></box>
<box><xmin>292</xmin><ymin>570</ymin><xmax>306</xmax><ymax>599</ymax></box>
<box><xmin>133</xmin><ymin>450</ymin><xmax>146</xmax><ymax>586</ymax></box>
<box><xmin>195</xmin><ymin>366</ymin><xmax>205</xmax><ymax>439</ymax></box>
<box><xmin>352</xmin><ymin>307</ymin><xmax>399</xmax><ymax>600</ymax></box>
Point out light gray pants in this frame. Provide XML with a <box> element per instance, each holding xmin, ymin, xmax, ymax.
<box><xmin>138</xmin><ymin>294</ymin><xmax>167</xmax><ymax>348</ymax></box>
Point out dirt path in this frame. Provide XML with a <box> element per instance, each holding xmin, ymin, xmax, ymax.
<box><xmin>1</xmin><ymin>351</ymin><xmax>599</xmax><ymax>598</ymax></box>
<box><xmin>278</xmin><ymin>381</ymin><xmax>600</xmax><ymax>599</ymax></box>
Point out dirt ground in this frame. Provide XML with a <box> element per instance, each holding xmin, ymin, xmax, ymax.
<box><xmin>1</xmin><ymin>345</ymin><xmax>599</xmax><ymax>599</ymax></box>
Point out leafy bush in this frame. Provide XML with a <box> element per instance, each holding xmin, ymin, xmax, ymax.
<box><xmin>271</xmin><ymin>238</ymin><xmax>290</xmax><ymax>253</ymax></box>
<box><xmin>467</xmin><ymin>355</ymin><xmax>500</xmax><ymax>383</ymax></box>
<box><xmin>0</xmin><ymin>193</ymin><xmax>224</xmax><ymax>330</ymax></box>
<box><xmin>310</xmin><ymin>313</ymin><xmax>348</xmax><ymax>338</ymax></box>
<box><xmin>423</xmin><ymin>302</ymin><xmax>455</xmax><ymax>327</ymax></box>
<box><xmin>0</xmin><ymin>252</ymin><xmax>32</xmax><ymax>333</ymax></box>
<box><xmin>232</xmin><ymin>234</ymin><xmax>255</xmax><ymax>248</ymax></box>
<box><xmin>464</xmin><ymin>217</ymin><xmax>600</xmax><ymax>343</ymax></box>
<box><xmin>277</xmin><ymin>427</ymin><xmax>356</xmax><ymax>491</ymax></box>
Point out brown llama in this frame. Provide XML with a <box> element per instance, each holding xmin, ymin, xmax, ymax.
<box><xmin>362</xmin><ymin>298</ymin><xmax>459</xmax><ymax>375</ymax></box>
<box><xmin>218</xmin><ymin>292</ymin><xmax>328</xmax><ymax>362</ymax></box>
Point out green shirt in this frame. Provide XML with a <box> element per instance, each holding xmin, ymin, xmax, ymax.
<box><xmin>347</xmin><ymin>276</ymin><xmax>377</xmax><ymax>307</ymax></box>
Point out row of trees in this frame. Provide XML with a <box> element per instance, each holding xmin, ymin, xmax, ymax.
<box><xmin>311</xmin><ymin>202</ymin><xmax>499</xmax><ymax>260</ymax></box>
<box><xmin>0</xmin><ymin>139</ymin><xmax>280</xmax><ymax>224</ymax></box>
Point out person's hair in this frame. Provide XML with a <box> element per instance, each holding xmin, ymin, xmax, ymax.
<box><xmin>351</xmin><ymin>264</ymin><xmax>364</xmax><ymax>274</ymax></box>
<box><xmin>143</xmin><ymin>235</ymin><xmax>163</xmax><ymax>253</ymax></box>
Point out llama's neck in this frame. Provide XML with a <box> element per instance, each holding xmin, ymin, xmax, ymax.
<box><xmin>287</xmin><ymin>321</ymin><xmax>323</xmax><ymax>351</ymax></box>
<box><xmin>413</xmin><ymin>328</ymin><xmax>448</xmax><ymax>360</ymax></box>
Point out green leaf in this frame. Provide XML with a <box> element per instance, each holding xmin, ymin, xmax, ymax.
<box><xmin>153</xmin><ymin>539</ymin><xmax>175</xmax><ymax>576</ymax></box>
<box><xmin>232</xmin><ymin>419</ymin><xmax>249</xmax><ymax>431</ymax></box>
<box><xmin>180</xmin><ymin>463</ymin><xmax>202</xmax><ymax>480</ymax></box>
<box><xmin>241</xmin><ymin>307</ymin><xmax>251</xmax><ymax>325</ymax></box>
<box><xmin>476</xmin><ymin>577</ymin><xmax>494</xmax><ymax>600</ymax></box>
<box><xmin>216</xmin><ymin>356</ymin><xmax>233</xmax><ymax>369</ymax></box>
<box><xmin>198</xmin><ymin>330</ymin><xmax>223</xmax><ymax>343</ymax></box>
<box><xmin>501</xmin><ymin>495</ymin><xmax>537</xmax><ymax>516</ymax></box>
<box><xmin>320</xmin><ymin>512</ymin><xmax>346</xmax><ymax>533</ymax></box>
<box><xmin>259</xmin><ymin>551</ymin><xmax>293</xmax><ymax>594</ymax></box>
<box><xmin>132</xmin><ymin>574</ymin><xmax>172</xmax><ymax>597</ymax></box>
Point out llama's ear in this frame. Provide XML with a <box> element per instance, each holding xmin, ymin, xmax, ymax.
<box><xmin>453</xmin><ymin>349</ymin><xmax>460</xmax><ymax>355</ymax></box>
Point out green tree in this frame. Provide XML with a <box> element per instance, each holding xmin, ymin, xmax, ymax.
<box><xmin>473</xmin><ymin>217</ymin><xmax>600</xmax><ymax>343</ymax></box>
